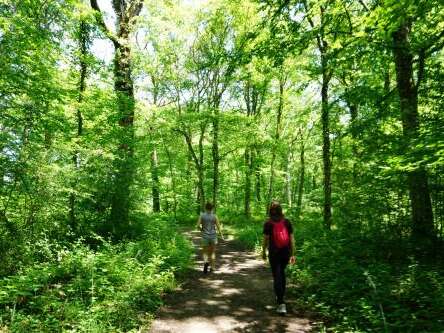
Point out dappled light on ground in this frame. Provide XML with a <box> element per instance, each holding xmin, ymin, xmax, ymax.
<box><xmin>148</xmin><ymin>231</ymin><xmax>311</xmax><ymax>333</ymax></box>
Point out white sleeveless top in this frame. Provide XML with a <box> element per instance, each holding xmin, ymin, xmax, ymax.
<box><xmin>201</xmin><ymin>212</ymin><xmax>217</xmax><ymax>238</ymax></box>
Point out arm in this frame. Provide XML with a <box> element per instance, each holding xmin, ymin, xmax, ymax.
<box><xmin>196</xmin><ymin>216</ymin><xmax>202</xmax><ymax>231</ymax></box>
<box><xmin>215</xmin><ymin>216</ymin><xmax>224</xmax><ymax>240</ymax></box>
<box><xmin>262</xmin><ymin>234</ymin><xmax>269</xmax><ymax>260</ymax></box>
<box><xmin>289</xmin><ymin>233</ymin><xmax>296</xmax><ymax>264</ymax></box>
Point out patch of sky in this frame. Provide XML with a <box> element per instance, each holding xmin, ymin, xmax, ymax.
<box><xmin>289</xmin><ymin>5</ymin><xmax>305</xmax><ymax>23</ymax></box>
<box><xmin>90</xmin><ymin>0</ymin><xmax>116</xmax><ymax>64</ymax></box>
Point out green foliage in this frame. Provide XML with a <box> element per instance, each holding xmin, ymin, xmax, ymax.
<box><xmin>222</xmin><ymin>212</ymin><xmax>264</xmax><ymax>250</ymax></box>
<box><xmin>1</xmin><ymin>0</ymin><xmax>444</xmax><ymax>330</ymax></box>
<box><xmin>288</xmin><ymin>223</ymin><xmax>444</xmax><ymax>332</ymax></box>
<box><xmin>0</xmin><ymin>216</ymin><xmax>193</xmax><ymax>332</ymax></box>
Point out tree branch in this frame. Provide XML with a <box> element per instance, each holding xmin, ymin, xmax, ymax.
<box><xmin>90</xmin><ymin>0</ymin><xmax>120</xmax><ymax>47</ymax></box>
<box><xmin>128</xmin><ymin>0</ymin><xmax>144</xmax><ymax>20</ymax></box>
<box><xmin>423</xmin><ymin>29</ymin><xmax>444</xmax><ymax>57</ymax></box>
<box><xmin>358</xmin><ymin>0</ymin><xmax>369</xmax><ymax>12</ymax></box>
<box><xmin>302</xmin><ymin>0</ymin><xmax>323</xmax><ymax>53</ymax></box>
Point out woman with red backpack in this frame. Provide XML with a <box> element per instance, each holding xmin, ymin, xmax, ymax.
<box><xmin>262</xmin><ymin>201</ymin><xmax>296</xmax><ymax>315</ymax></box>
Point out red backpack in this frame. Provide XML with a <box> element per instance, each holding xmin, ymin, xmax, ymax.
<box><xmin>272</xmin><ymin>219</ymin><xmax>290</xmax><ymax>249</ymax></box>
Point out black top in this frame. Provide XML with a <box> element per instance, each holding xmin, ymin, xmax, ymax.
<box><xmin>263</xmin><ymin>218</ymin><xmax>293</xmax><ymax>255</ymax></box>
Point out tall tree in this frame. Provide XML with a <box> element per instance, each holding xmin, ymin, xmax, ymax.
<box><xmin>90</xmin><ymin>0</ymin><xmax>143</xmax><ymax>234</ymax></box>
<box><xmin>392</xmin><ymin>22</ymin><xmax>434</xmax><ymax>241</ymax></box>
<box><xmin>302</xmin><ymin>0</ymin><xmax>334</xmax><ymax>229</ymax></box>
<box><xmin>242</xmin><ymin>66</ymin><xmax>269</xmax><ymax>216</ymax></box>
<box><xmin>267</xmin><ymin>72</ymin><xmax>286</xmax><ymax>208</ymax></box>
<box><xmin>360</xmin><ymin>0</ymin><xmax>444</xmax><ymax>241</ymax></box>
<box><xmin>69</xmin><ymin>19</ymin><xmax>90</xmax><ymax>231</ymax></box>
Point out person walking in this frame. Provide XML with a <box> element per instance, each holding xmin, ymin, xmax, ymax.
<box><xmin>262</xmin><ymin>201</ymin><xmax>296</xmax><ymax>315</ymax></box>
<box><xmin>196</xmin><ymin>202</ymin><xmax>224</xmax><ymax>274</ymax></box>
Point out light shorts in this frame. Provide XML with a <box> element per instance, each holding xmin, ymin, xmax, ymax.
<box><xmin>202</xmin><ymin>236</ymin><xmax>218</xmax><ymax>246</ymax></box>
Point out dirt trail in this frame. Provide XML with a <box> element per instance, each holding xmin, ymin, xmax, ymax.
<box><xmin>148</xmin><ymin>230</ymin><xmax>312</xmax><ymax>333</ymax></box>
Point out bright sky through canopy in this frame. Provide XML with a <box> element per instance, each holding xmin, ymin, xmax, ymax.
<box><xmin>91</xmin><ymin>0</ymin><xmax>209</xmax><ymax>63</ymax></box>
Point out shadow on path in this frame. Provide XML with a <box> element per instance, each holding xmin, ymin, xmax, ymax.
<box><xmin>148</xmin><ymin>231</ymin><xmax>312</xmax><ymax>333</ymax></box>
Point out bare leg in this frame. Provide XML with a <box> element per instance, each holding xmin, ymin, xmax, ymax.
<box><xmin>202</xmin><ymin>245</ymin><xmax>209</xmax><ymax>263</ymax></box>
<box><xmin>208</xmin><ymin>244</ymin><xmax>216</xmax><ymax>270</ymax></box>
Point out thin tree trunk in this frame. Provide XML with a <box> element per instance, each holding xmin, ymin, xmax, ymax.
<box><xmin>212</xmin><ymin>106</ymin><xmax>220</xmax><ymax>210</ymax></box>
<box><xmin>347</xmin><ymin>102</ymin><xmax>358</xmax><ymax>180</ymax></box>
<box><xmin>182</xmin><ymin>125</ymin><xmax>206</xmax><ymax>212</ymax></box>
<box><xmin>285</xmin><ymin>151</ymin><xmax>292</xmax><ymax>207</ymax></box>
<box><xmin>292</xmin><ymin>170</ymin><xmax>299</xmax><ymax>205</ymax></box>
<box><xmin>243</xmin><ymin>77</ymin><xmax>267</xmax><ymax>216</ymax></box>
<box><xmin>69</xmin><ymin>19</ymin><xmax>88</xmax><ymax>231</ymax></box>
<box><xmin>303</xmin><ymin>1</ymin><xmax>332</xmax><ymax>229</ymax></box>
<box><xmin>162</xmin><ymin>137</ymin><xmax>177</xmax><ymax>219</ymax></box>
<box><xmin>150</xmin><ymin>77</ymin><xmax>161</xmax><ymax>213</ymax></box>
<box><xmin>392</xmin><ymin>23</ymin><xmax>434</xmax><ymax>241</ymax></box>
<box><xmin>255</xmin><ymin>147</ymin><xmax>262</xmax><ymax>203</ymax></box>
<box><xmin>297</xmin><ymin>142</ymin><xmax>305</xmax><ymax>216</ymax></box>
<box><xmin>150</xmin><ymin>148</ymin><xmax>160</xmax><ymax>212</ymax></box>
<box><xmin>321</xmin><ymin>55</ymin><xmax>332</xmax><ymax>230</ymax></box>
<box><xmin>267</xmin><ymin>76</ymin><xmax>285</xmax><ymax>210</ymax></box>
<box><xmin>244</xmin><ymin>147</ymin><xmax>252</xmax><ymax>217</ymax></box>
<box><xmin>243</xmin><ymin>80</ymin><xmax>253</xmax><ymax>217</ymax></box>
<box><xmin>198</xmin><ymin>126</ymin><xmax>206</xmax><ymax>211</ymax></box>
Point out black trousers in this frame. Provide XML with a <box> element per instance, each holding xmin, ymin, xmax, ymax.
<box><xmin>269</xmin><ymin>252</ymin><xmax>290</xmax><ymax>304</ymax></box>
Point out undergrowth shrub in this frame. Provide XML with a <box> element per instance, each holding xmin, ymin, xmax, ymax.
<box><xmin>223</xmin><ymin>213</ymin><xmax>263</xmax><ymax>250</ymax></box>
<box><xmin>0</xmin><ymin>215</ymin><xmax>193</xmax><ymax>332</ymax></box>
<box><xmin>288</xmin><ymin>223</ymin><xmax>444</xmax><ymax>332</ymax></box>
<box><xmin>228</xmin><ymin>214</ymin><xmax>444</xmax><ymax>332</ymax></box>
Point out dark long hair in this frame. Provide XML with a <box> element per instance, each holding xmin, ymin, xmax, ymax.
<box><xmin>205</xmin><ymin>202</ymin><xmax>213</xmax><ymax>212</ymax></box>
<box><xmin>268</xmin><ymin>201</ymin><xmax>283</xmax><ymax>221</ymax></box>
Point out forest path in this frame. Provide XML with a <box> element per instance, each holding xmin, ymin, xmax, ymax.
<box><xmin>148</xmin><ymin>230</ymin><xmax>312</xmax><ymax>333</ymax></box>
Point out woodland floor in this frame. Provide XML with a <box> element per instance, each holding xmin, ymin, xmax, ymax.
<box><xmin>147</xmin><ymin>230</ymin><xmax>313</xmax><ymax>333</ymax></box>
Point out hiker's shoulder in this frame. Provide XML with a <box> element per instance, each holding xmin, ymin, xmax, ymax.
<box><xmin>263</xmin><ymin>219</ymin><xmax>272</xmax><ymax>232</ymax></box>
<box><xmin>284</xmin><ymin>218</ymin><xmax>293</xmax><ymax>231</ymax></box>
<box><xmin>263</xmin><ymin>218</ymin><xmax>272</xmax><ymax>226</ymax></box>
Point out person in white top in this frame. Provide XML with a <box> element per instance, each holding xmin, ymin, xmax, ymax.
<box><xmin>196</xmin><ymin>202</ymin><xmax>224</xmax><ymax>274</ymax></box>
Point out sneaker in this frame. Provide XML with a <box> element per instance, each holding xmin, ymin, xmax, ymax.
<box><xmin>203</xmin><ymin>262</ymin><xmax>209</xmax><ymax>274</ymax></box>
<box><xmin>276</xmin><ymin>303</ymin><xmax>287</xmax><ymax>315</ymax></box>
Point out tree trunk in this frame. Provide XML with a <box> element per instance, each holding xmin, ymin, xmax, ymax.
<box><xmin>90</xmin><ymin>0</ymin><xmax>144</xmax><ymax>236</ymax></box>
<box><xmin>150</xmin><ymin>76</ymin><xmax>161</xmax><ymax>213</ymax></box>
<box><xmin>212</xmin><ymin>106</ymin><xmax>220</xmax><ymax>210</ymax></box>
<box><xmin>392</xmin><ymin>23</ymin><xmax>434</xmax><ymax>241</ymax></box>
<box><xmin>297</xmin><ymin>142</ymin><xmax>305</xmax><ymax>216</ymax></box>
<box><xmin>109</xmin><ymin>28</ymin><xmax>136</xmax><ymax>233</ymax></box>
<box><xmin>69</xmin><ymin>19</ymin><xmax>88</xmax><ymax>231</ymax></box>
<box><xmin>267</xmin><ymin>76</ymin><xmax>285</xmax><ymax>209</ymax></box>
<box><xmin>150</xmin><ymin>148</ymin><xmax>160</xmax><ymax>212</ymax></box>
<box><xmin>285</xmin><ymin>151</ymin><xmax>292</xmax><ymax>207</ymax></box>
<box><xmin>243</xmin><ymin>77</ymin><xmax>267</xmax><ymax>216</ymax></box>
<box><xmin>183</xmin><ymin>126</ymin><xmax>206</xmax><ymax>212</ymax></box>
<box><xmin>162</xmin><ymin>137</ymin><xmax>177</xmax><ymax>219</ymax></box>
<box><xmin>303</xmin><ymin>1</ymin><xmax>332</xmax><ymax>229</ymax></box>
<box><xmin>321</xmin><ymin>55</ymin><xmax>332</xmax><ymax>230</ymax></box>
<box><xmin>198</xmin><ymin>125</ymin><xmax>206</xmax><ymax>211</ymax></box>
<box><xmin>255</xmin><ymin>147</ymin><xmax>262</xmax><ymax>203</ymax></box>
<box><xmin>197</xmin><ymin>165</ymin><xmax>205</xmax><ymax>212</ymax></box>
<box><xmin>292</xmin><ymin>170</ymin><xmax>298</xmax><ymax>205</ymax></box>
<box><xmin>244</xmin><ymin>147</ymin><xmax>252</xmax><ymax>217</ymax></box>
<box><xmin>347</xmin><ymin>102</ymin><xmax>358</xmax><ymax>180</ymax></box>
